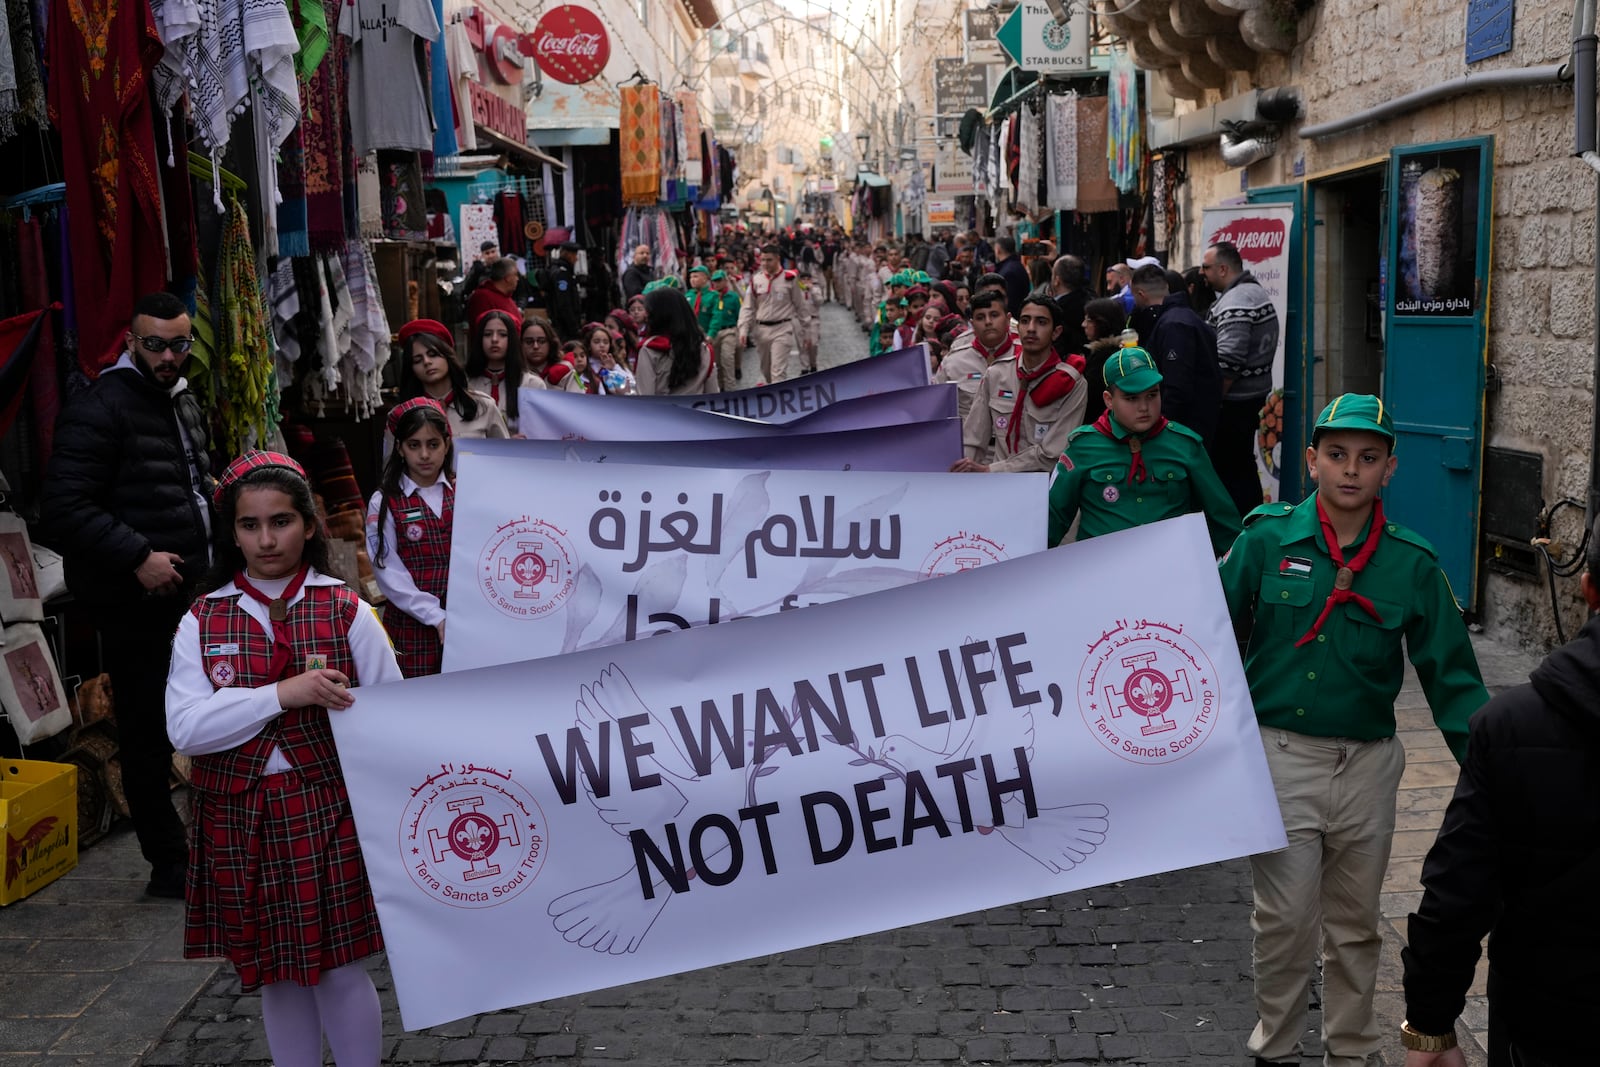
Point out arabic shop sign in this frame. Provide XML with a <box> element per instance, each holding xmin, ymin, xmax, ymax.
<box><xmin>934</xmin><ymin>58</ymin><xmax>990</xmax><ymax>116</ymax></box>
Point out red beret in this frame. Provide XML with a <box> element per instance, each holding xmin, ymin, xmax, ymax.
<box><xmin>398</xmin><ymin>319</ymin><xmax>454</xmax><ymax>348</ymax></box>
<box><xmin>545</xmin><ymin>362</ymin><xmax>573</xmax><ymax>385</ymax></box>
<box><xmin>213</xmin><ymin>450</ymin><xmax>307</xmax><ymax>507</ymax></box>
<box><xmin>386</xmin><ymin>396</ymin><xmax>451</xmax><ymax>438</ymax></box>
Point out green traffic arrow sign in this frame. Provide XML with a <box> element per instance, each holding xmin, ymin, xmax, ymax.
<box><xmin>995</xmin><ymin>6</ymin><xmax>1024</xmax><ymax>68</ymax></box>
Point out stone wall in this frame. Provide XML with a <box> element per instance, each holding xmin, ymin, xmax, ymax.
<box><xmin>1164</xmin><ymin>0</ymin><xmax>1594</xmax><ymax>652</ymax></box>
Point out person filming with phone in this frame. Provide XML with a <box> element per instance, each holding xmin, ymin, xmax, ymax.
<box><xmin>41</xmin><ymin>292</ymin><xmax>217</xmax><ymax>900</ymax></box>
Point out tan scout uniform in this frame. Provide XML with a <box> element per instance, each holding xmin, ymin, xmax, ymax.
<box><xmin>797</xmin><ymin>277</ymin><xmax>820</xmax><ymax>371</ymax></box>
<box><xmin>738</xmin><ymin>268</ymin><xmax>803</xmax><ymax>383</ymax></box>
<box><xmin>936</xmin><ymin>330</ymin><xmax>1016</xmax><ymax>424</ymax></box>
<box><xmin>961</xmin><ymin>354</ymin><xmax>1087</xmax><ymax>472</ymax></box>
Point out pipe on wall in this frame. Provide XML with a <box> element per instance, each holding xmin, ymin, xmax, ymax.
<box><xmin>1299</xmin><ymin>64</ymin><xmax>1569</xmax><ymax>140</ymax></box>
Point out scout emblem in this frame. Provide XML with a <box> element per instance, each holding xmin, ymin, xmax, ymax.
<box><xmin>406</xmin><ymin>524</ymin><xmax>425</xmax><ymax>542</ymax></box>
<box><xmin>306</xmin><ymin>653</ymin><xmax>328</xmax><ymax>672</ymax></box>
<box><xmin>209</xmin><ymin>661</ymin><xmax>237</xmax><ymax>687</ymax></box>
<box><xmin>1103</xmin><ymin>485</ymin><xmax>1120</xmax><ymax>503</ymax></box>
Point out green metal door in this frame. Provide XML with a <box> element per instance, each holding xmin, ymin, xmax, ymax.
<box><xmin>1382</xmin><ymin>136</ymin><xmax>1494</xmax><ymax>609</ymax></box>
<box><xmin>1245</xmin><ymin>184</ymin><xmax>1309</xmax><ymax>501</ymax></box>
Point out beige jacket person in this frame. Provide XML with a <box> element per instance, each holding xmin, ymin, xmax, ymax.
<box><xmin>961</xmin><ymin>355</ymin><xmax>1087</xmax><ymax>472</ymax></box>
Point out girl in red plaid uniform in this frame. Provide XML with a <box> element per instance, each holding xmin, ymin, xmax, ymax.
<box><xmin>166</xmin><ymin>452</ymin><xmax>402</xmax><ymax>1067</ymax></box>
<box><xmin>365</xmin><ymin>397</ymin><xmax>454</xmax><ymax>677</ymax></box>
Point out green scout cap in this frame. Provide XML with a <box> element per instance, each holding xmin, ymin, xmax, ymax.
<box><xmin>1314</xmin><ymin>393</ymin><xmax>1395</xmax><ymax>444</ymax></box>
<box><xmin>689</xmin><ymin>265</ymin><xmax>709</xmax><ymax>275</ymax></box>
<box><xmin>1103</xmin><ymin>346</ymin><xmax>1162</xmax><ymax>395</ymax></box>
<box><xmin>710</xmin><ymin>270</ymin><xmax>727</xmax><ymax>280</ymax></box>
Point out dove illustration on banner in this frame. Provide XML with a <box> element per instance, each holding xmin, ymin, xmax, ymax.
<box><xmin>547</xmin><ymin>664</ymin><xmax>758</xmax><ymax>955</ymax></box>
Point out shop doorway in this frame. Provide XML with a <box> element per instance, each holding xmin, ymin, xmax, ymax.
<box><xmin>1308</xmin><ymin>166</ymin><xmax>1386</xmax><ymax>417</ymax></box>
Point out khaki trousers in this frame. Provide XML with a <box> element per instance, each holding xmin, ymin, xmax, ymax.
<box><xmin>714</xmin><ymin>328</ymin><xmax>739</xmax><ymax>392</ymax></box>
<box><xmin>1247</xmin><ymin>728</ymin><xmax>1405</xmax><ymax>1067</ymax></box>
<box><xmin>754</xmin><ymin>320</ymin><xmax>799</xmax><ymax>383</ymax></box>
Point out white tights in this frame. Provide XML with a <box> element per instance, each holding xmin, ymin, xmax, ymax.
<box><xmin>258</xmin><ymin>962</ymin><xmax>382</xmax><ymax>1067</ymax></box>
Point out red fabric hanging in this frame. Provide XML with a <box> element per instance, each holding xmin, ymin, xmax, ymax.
<box><xmin>46</xmin><ymin>0</ymin><xmax>169</xmax><ymax>376</ymax></box>
<box><xmin>18</xmin><ymin>219</ymin><xmax>59</xmax><ymax>469</ymax></box>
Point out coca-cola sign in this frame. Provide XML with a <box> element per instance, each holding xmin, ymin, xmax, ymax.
<box><xmin>523</xmin><ymin>6</ymin><xmax>610</xmax><ymax>85</ymax></box>
<box><xmin>1206</xmin><ymin>217</ymin><xmax>1287</xmax><ymax>263</ymax></box>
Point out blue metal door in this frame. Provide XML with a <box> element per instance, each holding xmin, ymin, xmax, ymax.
<box><xmin>1245</xmin><ymin>184</ymin><xmax>1309</xmax><ymax>501</ymax></box>
<box><xmin>1382</xmin><ymin>137</ymin><xmax>1494</xmax><ymax>609</ymax></box>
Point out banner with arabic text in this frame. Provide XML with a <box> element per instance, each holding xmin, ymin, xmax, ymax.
<box><xmin>441</xmin><ymin>453</ymin><xmax>1043</xmax><ymax>672</ymax></box>
<box><xmin>333</xmin><ymin>515</ymin><xmax>1286</xmax><ymax>1029</ymax></box>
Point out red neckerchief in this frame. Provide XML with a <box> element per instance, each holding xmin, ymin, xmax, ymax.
<box><xmin>1295</xmin><ymin>496</ymin><xmax>1386</xmax><ymax>648</ymax></box>
<box><xmin>232</xmin><ymin>562</ymin><xmax>313</xmax><ymax>683</ymax></box>
<box><xmin>1093</xmin><ymin>412</ymin><xmax>1169</xmax><ymax>484</ymax></box>
<box><xmin>484</xmin><ymin>368</ymin><xmax>503</xmax><ymax>402</ymax></box>
<box><xmin>640</xmin><ymin>335</ymin><xmax>671</xmax><ymax>352</ymax></box>
<box><xmin>1006</xmin><ymin>354</ymin><xmax>1062</xmax><ymax>453</ymax></box>
<box><xmin>972</xmin><ymin>331</ymin><xmax>1019</xmax><ymax>364</ymax></box>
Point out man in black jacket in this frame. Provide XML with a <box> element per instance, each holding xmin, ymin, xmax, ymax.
<box><xmin>1399</xmin><ymin>520</ymin><xmax>1600</xmax><ymax>1067</ymax></box>
<box><xmin>993</xmin><ymin>236</ymin><xmax>1031</xmax><ymax>318</ymax></box>
<box><xmin>40</xmin><ymin>292</ymin><xmax>214</xmax><ymax>899</ymax></box>
<box><xmin>1130</xmin><ymin>264</ymin><xmax>1222</xmax><ymax>446</ymax></box>
<box><xmin>1049</xmin><ymin>254</ymin><xmax>1090</xmax><ymax>360</ymax></box>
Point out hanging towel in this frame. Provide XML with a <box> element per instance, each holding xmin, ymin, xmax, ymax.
<box><xmin>1045</xmin><ymin>91</ymin><xmax>1078</xmax><ymax>211</ymax></box>
<box><xmin>620</xmin><ymin>84</ymin><xmax>662</xmax><ymax>207</ymax></box>
<box><xmin>1075</xmin><ymin>96</ymin><xmax>1120</xmax><ymax>214</ymax></box>
<box><xmin>429</xmin><ymin>0</ymin><xmax>456</xmax><ymax>159</ymax></box>
<box><xmin>1107</xmin><ymin>49</ymin><xmax>1141</xmax><ymax>194</ymax></box>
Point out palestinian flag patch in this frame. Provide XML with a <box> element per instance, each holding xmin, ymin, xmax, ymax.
<box><xmin>1279</xmin><ymin>557</ymin><xmax>1313</xmax><ymax>577</ymax></box>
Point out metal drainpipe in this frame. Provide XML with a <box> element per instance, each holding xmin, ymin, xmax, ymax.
<box><xmin>1577</xmin><ymin>0</ymin><xmax>1600</xmax><ymax>520</ymax></box>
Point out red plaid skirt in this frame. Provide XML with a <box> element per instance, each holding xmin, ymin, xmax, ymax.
<box><xmin>185</xmin><ymin>771</ymin><xmax>383</xmax><ymax>991</ymax></box>
<box><xmin>382</xmin><ymin>603</ymin><xmax>442</xmax><ymax>678</ymax></box>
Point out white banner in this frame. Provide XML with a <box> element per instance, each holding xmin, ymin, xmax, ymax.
<box><xmin>517</xmin><ymin>383</ymin><xmax>958</xmax><ymax>443</ymax></box>
<box><xmin>1201</xmin><ymin>204</ymin><xmax>1295</xmax><ymax>501</ymax></box>
<box><xmin>441</xmin><ymin>454</ymin><xmax>1045</xmax><ymax>672</ymax></box>
<box><xmin>334</xmin><ymin>515</ymin><xmax>1286</xmax><ymax>1029</ymax></box>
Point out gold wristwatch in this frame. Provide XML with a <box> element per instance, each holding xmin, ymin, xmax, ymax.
<box><xmin>1400</xmin><ymin>1020</ymin><xmax>1458</xmax><ymax>1052</ymax></box>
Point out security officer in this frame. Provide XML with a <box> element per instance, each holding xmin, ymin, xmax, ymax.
<box><xmin>544</xmin><ymin>241</ymin><xmax>584</xmax><ymax>341</ymax></box>
<box><xmin>708</xmin><ymin>270</ymin><xmax>743</xmax><ymax>390</ymax></box>
<box><xmin>1218</xmin><ymin>394</ymin><xmax>1489</xmax><ymax>1067</ymax></box>
<box><xmin>951</xmin><ymin>293</ymin><xmax>1088</xmax><ymax>474</ymax></box>
<box><xmin>737</xmin><ymin>245</ymin><xmax>803</xmax><ymax>382</ymax></box>
<box><xmin>1047</xmin><ymin>345</ymin><xmax>1239</xmax><ymax>551</ymax></box>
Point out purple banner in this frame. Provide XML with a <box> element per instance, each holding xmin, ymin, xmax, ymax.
<box><xmin>518</xmin><ymin>384</ymin><xmax>958</xmax><ymax>442</ymax></box>
<box><xmin>632</xmin><ymin>345</ymin><xmax>932</xmax><ymax>423</ymax></box>
<box><xmin>458</xmin><ymin>419</ymin><xmax>962</xmax><ymax>471</ymax></box>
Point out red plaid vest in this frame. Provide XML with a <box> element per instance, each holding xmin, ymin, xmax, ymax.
<box><xmin>188</xmin><ymin>584</ymin><xmax>361</xmax><ymax>795</ymax></box>
<box><xmin>387</xmin><ymin>483</ymin><xmax>453</xmax><ymax>602</ymax></box>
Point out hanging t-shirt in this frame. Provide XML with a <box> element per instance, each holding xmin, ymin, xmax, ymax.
<box><xmin>339</xmin><ymin>0</ymin><xmax>439</xmax><ymax>154</ymax></box>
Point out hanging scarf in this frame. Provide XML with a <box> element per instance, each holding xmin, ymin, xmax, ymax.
<box><xmin>217</xmin><ymin>198</ymin><xmax>275</xmax><ymax>453</ymax></box>
<box><xmin>1295</xmin><ymin>496</ymin><xmax>1386</xmax><ymax>648</ymax></box>
<box><xmin>1107</xmin><ymin>49</ymin><xmax>1142</xmax><ymax>194</ymax></box>
<box><xmin>0</xmin><ymin>0</ymin><xmax>45</xmax><ymax>140</ymax></box>
<box><xmin>1045</xmin><ymin>91</ymin><xmax>1078</xmax><ymax>211</ymax></box>
<box><xmin>233</xmin><ymin>563</ymin><xmax>313</xmax><ymax>683</ymax></box>
<box><xmin>620</xmin><ymin>85</ymin><xmax>662</xmax><ymax>207</ymax></box>
<box><xmin>1093</xmin><ymin>412</ymin><xmax>1169</xmax><ymax>484</ymax></box>
<box><xmin>304</xmin><ymin>0</ymin><xmax>351</xmax><ymax>249</ymax></box>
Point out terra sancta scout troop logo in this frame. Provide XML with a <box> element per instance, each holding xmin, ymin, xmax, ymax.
<box><xmin>920</xmin><ymin>531</ymin><xmax>1008</xmax><ymax>578</ymax></box>
<box><xmin>1077</xmin><ymin>618</ymin><xmax>1219</xmax><ymax>764</ymax></box>
<box><xmin>478</xmin><ymin>516</ymin><xmax>578</xmax><ymax>619</ymax></box>
<box><xmin>401</xmin><ymin>763</ymin><xmax>549</xmax><ymax>909</ymax></box>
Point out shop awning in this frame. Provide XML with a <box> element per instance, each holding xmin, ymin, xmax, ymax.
<box><xmin>856</xmin><ymin>171</ymin><xmax>891</xmax><ymax>188</ymax></box>
<box><xmin>474</xmin><ymin>126</ymin><xmax>568</xmax><ymax>169</ymax></box>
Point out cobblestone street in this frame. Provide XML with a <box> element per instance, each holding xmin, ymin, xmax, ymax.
<box><xmin>146</xmin><ymin>862</ymin><xmax>1262</xmax><ymax>1066</ymax></box>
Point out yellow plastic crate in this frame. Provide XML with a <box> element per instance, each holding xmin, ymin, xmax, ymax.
<box><xmin>1</xmin><ymin>759</ymin><xmax>78</xmax><ymax>905</ymax></box>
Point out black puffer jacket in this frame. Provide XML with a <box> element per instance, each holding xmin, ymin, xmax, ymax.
<box><xmin>40</xmin><ymin>361</ymin><xmax>213</xmax><ymax>607</ymax></box>
<box><xmin>1402</xmin><ymin>615</ymin><xmax>1600</xmax><ymax>1053</ymax></box>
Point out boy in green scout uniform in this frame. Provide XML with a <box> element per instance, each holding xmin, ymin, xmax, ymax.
<box><xmin>1217</xmin><ymin>394</ymin><xmax>1488</xmax><ymax>1067</ymax></box>
<box><xmin>688</xmin><ymin>266</ymin><xmax>717</xmax><ymax>338</ymax></box>
<box><xmin>1046</xmin><ymin>346</ymin><xmax>1239</xmax><ymax>552</ymax></box>
<box><xmin>707</xmin><ymin>271</ymin><xmax>742</xmax><ymax>390</ymax></box>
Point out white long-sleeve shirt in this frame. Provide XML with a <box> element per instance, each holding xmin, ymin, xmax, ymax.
<box><xmin>364</xmin><ymin>476</ymin><xmax>450</xmax><ymax>627</ymax></box>
<box><xmin>166</xmin><ymin>569</ymin><xmax>403</xmax><ymax>773</ymax></box>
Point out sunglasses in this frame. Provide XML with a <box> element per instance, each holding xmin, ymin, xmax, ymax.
<box><xmin>132</xmin><ymin>332</ymin><xmax>195</xmax><ymax>354</ymax></box>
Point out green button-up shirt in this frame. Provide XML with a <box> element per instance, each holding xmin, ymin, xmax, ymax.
<box><xmin>1217</xmin><ymin>494</ymin><xmax>1488</xmax><ymax>762</ymax></box>
<box><xmin>706</xmin><ymin>289</ymin><xmax>741</xmax><ymax>335</ymax></box>
<box><xmin>1048</xmin><ymin>417</ymin><xmax>1241</xmax><ymax>553</ymax></box>
<box><xmin>690</xmin><ymin>287</ymin><xmax>717</xmax><ymax>335</ymax></box>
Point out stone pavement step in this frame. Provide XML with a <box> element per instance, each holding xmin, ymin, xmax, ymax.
<box><xmin>0</xmin><ymin>829</ymin><xmax>219</xmax><ymax>1066</ymax></box>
